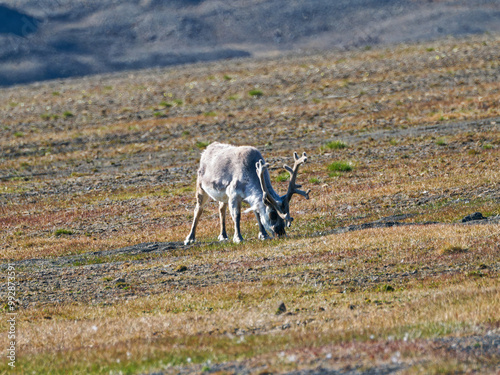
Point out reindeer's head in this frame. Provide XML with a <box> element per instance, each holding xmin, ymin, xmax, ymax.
<box><xmin>256</xmin><ymin>152</ymin><xmax>310</xmax><ymax>238</ymax></box>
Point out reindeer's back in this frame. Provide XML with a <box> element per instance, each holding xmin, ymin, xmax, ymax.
<box><xmin>198</xmin><ymin>142</ymin><xmax>263</xmax><ymax>193</ymax></box>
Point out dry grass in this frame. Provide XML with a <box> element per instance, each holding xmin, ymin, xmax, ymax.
<box><xmin>2</xmin><ymin>224</ymin><xmax>500</xmax><ymax>373</ymax></box>
<box><xmin>1</xmin><ymin>34</ymin><xmax>500</xmax><ymax>374</ymax></box>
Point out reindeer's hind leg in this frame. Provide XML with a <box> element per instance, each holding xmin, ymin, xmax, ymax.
<box><xmin>184</xmin><ymin>185</ymin><xmax>209</xmax><ymax>245</ymax></box>
<box><xmin>218</xmin><ymin>202</ymin><xmax>229</xmax><ymax>241</ymax></box>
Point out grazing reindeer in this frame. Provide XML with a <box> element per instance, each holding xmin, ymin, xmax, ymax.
<box><xmin>184</xmin><ymin>142</ymin><xmax>310</xmax><ymax>245</ymax></box>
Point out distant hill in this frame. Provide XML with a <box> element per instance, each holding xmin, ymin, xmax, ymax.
<box><xmin>0</xmin><ymin>5</ymin><xmax>39</xmax><ymax>36</ymax></box>
<box><xmin>1</xmin><ymin>0</ymin><xmax>499</xmax><ymax>86</ymax></box>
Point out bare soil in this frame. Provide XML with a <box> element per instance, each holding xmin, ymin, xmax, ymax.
<box><xmin>0</xmin><ymin>34</ymin><xmax>499</xmax><ymax>374</ymax></box>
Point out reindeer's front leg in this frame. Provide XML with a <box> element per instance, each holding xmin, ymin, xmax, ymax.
<box><xmin>254</xmin><ymin>211</ymin><xmax>270</xmax><ymax>240</ymax></box>
<box><xmin>218</xmin><ymin>202</ymin><xmax>228</xmax><ymax>241</ymax></box>
<box><xmin>228</xmin><ymin>198</ymin><xmax>243</xmax><ymax>243</ymax></box>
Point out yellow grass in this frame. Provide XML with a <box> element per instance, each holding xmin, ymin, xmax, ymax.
<box><xmin>1</xmin><ymin>34</ymin><xmax>499</xmax><ymax>374</ymax></box>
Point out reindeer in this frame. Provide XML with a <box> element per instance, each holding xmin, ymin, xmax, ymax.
<box><xmin>184</xmin><ymin>142</ymin><xmax>310</xmax><ymax>245</ymax></box>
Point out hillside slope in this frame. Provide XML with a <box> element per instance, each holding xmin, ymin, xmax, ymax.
<box><xmin>0</xmin><ymin>34</ymin><xmax>499</xmax><ymax>374</ymax></box>
<box><xmin>1</xmin><ymin>0</ymin><xmax>499</xmax><ymax>86</ymax></box>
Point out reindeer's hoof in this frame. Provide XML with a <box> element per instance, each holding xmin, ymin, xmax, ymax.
<box><xmin>218</xmin><ymin>234</ymin><xmax>229</xmax><ymax>242</ymax></box>
<box><xmin>258</xmin><ymin>232</ymin><xmax>270</xmax><ymax>240</ymax></box>
<box><xmin>184</xmin><ymin>237</ymin><xmax>195</xmax><ymax>246</ymax></box>
<box><xmin>233</xmin><ymin>235</ymin><xmax>243</xmax><ymax>243</ymax></box>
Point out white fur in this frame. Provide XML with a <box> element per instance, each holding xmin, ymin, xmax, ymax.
<box><xmin>184</xmin><ymin>142</ymin><xmax>307</xmax><ymax>245</ymax></box>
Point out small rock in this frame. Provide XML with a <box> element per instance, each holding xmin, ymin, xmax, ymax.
<box><xmin>114</xmin><ymin>278</ymin><xmax>125</xmax><ymax>283</ymax></box>
<box><xmin>276</xmin><ymin>302</ymin><xmax>287</xmax><ymax>315</ymax></box>
<box><xmin>175</xmin><ymin>265</ymin><xmax>188</xmax><ymax>272</ymax></box>
<box><xmin>462</xmin><ymin>212</ymin><xmax>486</xmax><ymax>222</ymax></box>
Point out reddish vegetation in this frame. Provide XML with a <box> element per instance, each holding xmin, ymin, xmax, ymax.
<box><xmin>0</xmin><ymin>35</ymin><xmax>499</xmax><ymax>374</ymax></box>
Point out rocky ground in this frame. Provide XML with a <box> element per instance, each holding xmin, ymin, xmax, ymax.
<box><xmin>1</xmin><ymin>0</ymin><xmax>500</xmax><ymax>86</ymax></box>
<box><xmin>0</xmin><ymin>35</ymin><xmax>499</xmax><ymax>374</ymax></box>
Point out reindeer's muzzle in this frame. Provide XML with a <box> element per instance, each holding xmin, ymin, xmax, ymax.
<box><xmin>272</xmin><ymin>219</ymin><xmax>287</xmax><ymax>238</ymax></box>
<box><xmin>275</xmin><ymin>227</ymin><xmax>287</xmax><ymax>237</ymax></box>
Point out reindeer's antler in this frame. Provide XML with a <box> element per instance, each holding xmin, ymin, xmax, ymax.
<box><xmin>256</xmin><ymin>159</ymin><xmax>283</xmax><ymax>211</ymax></box>
<box><xmin>284</xmin><ymin>152</ymin><xmax>311</xmax><ymax>203</ymax></box>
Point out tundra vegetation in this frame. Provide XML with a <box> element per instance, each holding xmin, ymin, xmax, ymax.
<box><xmin>0</xmin><ymin>35</ymin><xmax>499</xmax><ymax>374</ymax></box>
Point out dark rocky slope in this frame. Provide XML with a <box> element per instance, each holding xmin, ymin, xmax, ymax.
<box><xmin>0</xmin><ymin>0</ymin><xmax>499</xmax><ymax>86</ymax></box>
